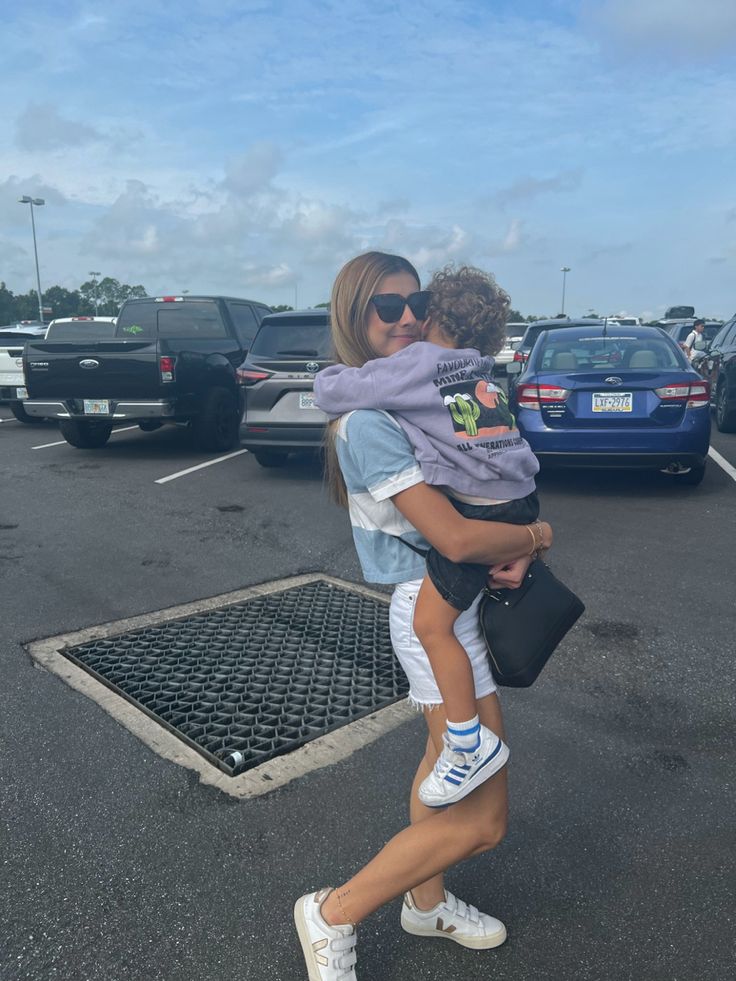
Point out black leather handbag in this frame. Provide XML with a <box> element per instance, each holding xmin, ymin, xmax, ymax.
<box><xmin>478</xmin><ymin>559</ymin><xmax>584</xmax><ymax>687</ymax></box>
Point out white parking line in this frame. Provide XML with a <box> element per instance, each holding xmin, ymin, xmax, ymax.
<box><xmin>708</xmin><ymin>446</ymin><xmax>736</xmax><ymax>483</ymax></box>
<box><xmin>155</xmin><ymin>449</ymin><xmax>248</xmax><ymax>484</ymax></box>
<box><xmin>32</xmin><ymin>425</ymin><xmax>140</xmax><ymax>450</ymax></box>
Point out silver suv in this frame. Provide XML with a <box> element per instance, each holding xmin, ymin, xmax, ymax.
<box><xmin>238</xmin><ymin>310</ymin><xmax>332</xmax><ymax>467</ymax></box>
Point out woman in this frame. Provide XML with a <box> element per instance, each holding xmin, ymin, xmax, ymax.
<box><xmin>294</xmin><ymin>251</ymin><xmax>553</xmax><ymax>980</ymax></box>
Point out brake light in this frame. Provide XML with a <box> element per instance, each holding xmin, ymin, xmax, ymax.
<box><xmin>155</xmin><ymin>296</ymin><xmax>184</xmax><ymax>302</ymax></box>
<box><xmin>516</xmin><ymin>384</ymin><xmax>571</xmax><ymax>410</ymax></box>
<box><xmin>160</xmin><ymin>355</ymin><xmax>175</xmax><ymax>383</ymax></box>
<box><xmin>513</xmin><ymin>350</ymin><xmax>528</xmax><ymax>363</ymax></box>
<box><xmin>655</xmin><ymin>381</ymin><xmax>710</xmax><ymax>408</ymax></box>
<box><xmin>236</xmin><ymin>367</ymin><xmax>272</xmax><ymax>386</ymax></box>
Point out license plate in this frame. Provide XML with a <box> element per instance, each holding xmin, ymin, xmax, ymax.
<box><xmin>83</xmin><ymin>399</ymin><xmax>110</xmax><ymax>415</ymax></box>
<box><xmin>16</xmin><ymin>386</ymin><xmax>28</xmax><ymax>399</ymax></box>
<box><xmin>592</xmin><ymin>392</ymin><xmax>632</xmax><ymax>412</ymax></box>
<box><xmin>299</xmin><ymin>392</ymin><xmax>316</xmax><ymax>409</ymax></box>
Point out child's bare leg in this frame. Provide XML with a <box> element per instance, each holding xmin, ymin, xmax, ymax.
<box><xmin>412</xmin><ymin>576</ymin><xmax>509</xmax><ymax>808</ymax></box>
<box><xmin>412</xmin><ymin>575</ymin><xmax>476</xmax><ymax>724</ymax></box>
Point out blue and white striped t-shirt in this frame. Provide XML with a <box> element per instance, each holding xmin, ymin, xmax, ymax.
<box><xmin>336</xmin><ymin>410</ymin><xmax>429</xmax><ymax>584</ymax></box>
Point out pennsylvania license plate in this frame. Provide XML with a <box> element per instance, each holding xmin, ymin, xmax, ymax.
<box><xmin>592</xmin><ymin>392</ymin><xmax>632</xmax><ymax>412</ymax></box>
<box><xmin>83</xmin><ymin>399</ymin><xmax>110</xmax><ymax>415</ymax></box>
<box><xmin>299</xmin><ymin>392</ymin><xmax>316</xmax><ymax>409</ymax></box>
<box><xmin>16</xmin><ymin>386</ymin><xmax>28</xmax><ymax>399</ymax></box>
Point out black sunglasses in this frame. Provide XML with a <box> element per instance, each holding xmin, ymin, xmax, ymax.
<box><xmin>369</xmin><ymin>290</ymin><xmax>432</xmax><ymax>324</ymax></box>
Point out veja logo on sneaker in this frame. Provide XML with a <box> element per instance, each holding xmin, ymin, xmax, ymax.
<box><xmin>313</xmin><ymin>938</ymin><xmax>329</xmax><ymax>966</ymax></box>
<box><xmin>436</xmin><ymin>917</ymin><xmax>457</xmax><ymax>934</ymax></box>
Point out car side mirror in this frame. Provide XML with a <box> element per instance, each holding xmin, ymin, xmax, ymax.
<box><xmin>506</xmin><ymin>361</ymin><xmax>522</xmax><ymax>375</ymax></box>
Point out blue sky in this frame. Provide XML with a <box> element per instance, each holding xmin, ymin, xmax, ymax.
<box><xmin>2</xmin><ymin>0</ymin><xmax>735</xmax><ymax>319</ymax></box>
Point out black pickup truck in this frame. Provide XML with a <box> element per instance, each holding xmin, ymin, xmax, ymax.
<box><xmin>23</xmin><ymin>295</ymin><xmax>271</xmax><ymax>450</ymax></box>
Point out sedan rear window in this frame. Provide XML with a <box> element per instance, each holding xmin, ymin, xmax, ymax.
<box><xmin>250</xmin><ymin>320</ymin><xmax>332</xmax><ymax>359</ymax></box>
<box><xmin>538</xmin><ymin>336</ymin><xmax>684</xmax><ymax>371</ymax></box>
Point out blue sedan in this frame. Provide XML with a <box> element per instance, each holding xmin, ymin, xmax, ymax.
<box><xmin>507</xmin><ymin>325</ymin><xmax>711</xmax><ymax>485</ymax></box>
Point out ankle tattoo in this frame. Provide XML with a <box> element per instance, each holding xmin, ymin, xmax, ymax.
<box><xmin>333</xmin><ymin>888</ymin><xmax>356</xmax><ymax>928</ymax></box>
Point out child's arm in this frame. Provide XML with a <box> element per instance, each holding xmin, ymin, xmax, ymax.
<box><xmin>313</xmin><ymin>345</ymin><xmax>429</xmax><ymax>416</ymax></box>
<box><xmin>313</xmin><ymin>362</ymin><xmax>381</xmax><ymax>416</ymax></box>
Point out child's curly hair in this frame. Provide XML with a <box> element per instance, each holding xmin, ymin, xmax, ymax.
<box><xmin>426</xmin><ymin>264</ymin><xmax>510</xmax><ymax>356</ymax></box>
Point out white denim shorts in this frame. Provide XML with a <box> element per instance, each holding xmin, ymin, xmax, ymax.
<box><xmin>388</xmin><ymin>579</ymin><xmax>497</xmax><ymax>710</ymax></box>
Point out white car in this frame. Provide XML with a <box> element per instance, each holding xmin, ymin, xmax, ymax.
<box><xmin>493</xmin><ymin>322</ymin><xmax>527</xmax><ymax>373</ymax></box>
<box><xmin>606</xmin><ymin>316</ymin><xmax>642</xmax><ymax>327</ymax></box>
<box><xmin>0</xmin><ymin>323</ymin><xmax>47</xmax><ymax>422</ymax></box>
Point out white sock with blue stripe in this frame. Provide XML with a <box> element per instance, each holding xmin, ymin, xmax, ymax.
<box><xmin>446</xmin><ymin>715</ymin><xmax>482</xmax><ymax>753</ymax></box>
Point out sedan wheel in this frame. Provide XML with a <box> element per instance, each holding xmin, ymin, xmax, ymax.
<box><xmin>716</xmin><ymin>384</ymin><xmax>736</xmax><ymax>433</ymax></box>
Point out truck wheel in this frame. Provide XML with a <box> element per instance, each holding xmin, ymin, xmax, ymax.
<box><xmin>59</xmin><ymin>419</ymin><xmax>114</xmax><ymax>448</ymax></box>
<box><xmin>138</xmin><ymin>420</ymin><xmax>163</xmax><ymax>432</ymax></box>
<box><xmin>192</xmin><ymin>387</ymin><xmax>240</xmax><ymax>452</ymax></box>
<box><xmin>253</xmin><ymin>449</ymin><xmax>289</xmax><ymax>468</ymax></box>
<box><xmin>10</xmin><ymin>401</ymin><xmax>44</xmax><ymax>424</ymax></box>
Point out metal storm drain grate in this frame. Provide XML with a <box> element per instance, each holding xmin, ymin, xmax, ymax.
<box><xmin>60</xmin><ymin>580</ymin><xmax>406</xmax><ymax>776</ymax></box>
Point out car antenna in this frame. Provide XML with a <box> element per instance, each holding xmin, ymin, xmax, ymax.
<box><xmin>602</xmin><ymin>316</ymin><xmax>608</xmax><ymax>338</ymax></box>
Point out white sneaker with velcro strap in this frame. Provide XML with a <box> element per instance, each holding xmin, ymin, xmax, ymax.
<box><xmin>294</xmin><ymin>888</ymin><xmax>358</xmax><ymax>980</ymax></box>
<box><xmin>401</xmin><ymin>889</ymin><xmax>507</xmax><ymax>949</ymax></box>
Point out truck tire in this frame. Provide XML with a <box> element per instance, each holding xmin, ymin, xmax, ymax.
<box><xmin>59</xmin><ymin>419</ymin><xmax>114</xmax><ymax>448</ymax></box>
<box><xmin>10</xmin><ymin>401</ymin><xmax>44</xmax><ymax>424</ymax></box>
<box><xmin>192</xmin><ymin>386</ymin><xmax>240</xmax><ymax>452</ymax></box>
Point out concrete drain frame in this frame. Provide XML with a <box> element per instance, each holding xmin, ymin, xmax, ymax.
<box><xmin>27</xmin><ymin>574</ymin><xmax>415</xmax><ymax>799</ymax></box>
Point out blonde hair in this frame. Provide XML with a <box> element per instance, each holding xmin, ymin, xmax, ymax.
<box><xmin>324</xmin><ymin>251</ymin><xmax>420</xmax><ymax>507</ymax></box>
<box><xmin>426</xmin><ymin>264</ymin><xmax>510</xmax><ymax>356</ymax></box>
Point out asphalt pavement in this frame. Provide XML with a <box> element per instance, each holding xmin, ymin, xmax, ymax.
<box><xmin>1</xmin><ymin>406</ymin><xmax>734</xmax><ymax>981</ymax></box>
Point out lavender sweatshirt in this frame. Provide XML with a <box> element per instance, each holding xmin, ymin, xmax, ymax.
<box><xmin>314</xmin><ymin>341</ymin><xmax>539</xmax><ymax>500</ymax></box>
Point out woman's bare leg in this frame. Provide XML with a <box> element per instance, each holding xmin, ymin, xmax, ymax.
<box><xmin>412</xmin><ymin>577</ymin><xmax>477</xmax><ymax>724</ymax></box>
<box><xmin>321</xmin><ymin>693</ymin><xmax>508</xmax><ymax>926</ymax></box>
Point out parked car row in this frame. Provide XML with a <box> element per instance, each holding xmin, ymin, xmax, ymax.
<box><xmin>5</xmin><ymin>303</ymin><xmax>733</xmax><ymax>487</ymax></box>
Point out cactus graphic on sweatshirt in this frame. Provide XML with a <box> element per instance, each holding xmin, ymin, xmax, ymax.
<box><xmin>439</xmin><ymin>378</ymin><xmax>516</xmax><ymax>438</ymax></box>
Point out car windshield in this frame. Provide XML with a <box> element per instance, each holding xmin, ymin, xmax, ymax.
<box><xmin>250</xmin><ymin>321</ymin><xmax>332</xmax><ymax>359</ymax></box>
<box><xmin>537</xmin><ymin>335</ymin><xmax>684</xmax><ymax>371</ymax></box>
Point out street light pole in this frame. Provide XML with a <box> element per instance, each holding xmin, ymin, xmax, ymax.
<box><xmin>89</xmin><ymin>271</ymin><xmax>101</xmax><ymax>315</ymax></box>
<box><xmin>560</xmin><ymin>266</ymin><xmax>571</xmax><ymax>316</ymax></box>
<box><xmin>18</xmin><ymin>196</ymin><xmax>45</xmax><ymax>323</ymax></box>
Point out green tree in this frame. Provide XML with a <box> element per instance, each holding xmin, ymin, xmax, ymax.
<box><xmin>79</xmin><ymin>278</ymin><xmax>147</xmax><ymax>315</ymax></box>
<box><xmin>271</xmin><ymin>304</ymin><xmax>294</xmax><ymax>313</ymax></box>
<box><xmin>44</xmin><ymin>286</ymin><xmax>81</xmax><ymax>320</ymax></box>
<box><xmin>313</xmin><ymin>302</ymin><xmax>330</xmax><ymax>309</ymax></box>
<box><xmin>13</xmin><ymin>290</ymin><xmax>41</xmax><ymax>321</ymax></box>
<box><xmin>0</xmin><ymin>282</ymin><xmax>16</xmax><ymax>325</ymax></box>
<box><xmin>506</xmin><ymin>308</ymin><xmax>526</xmax><ymax>323</ymax></box>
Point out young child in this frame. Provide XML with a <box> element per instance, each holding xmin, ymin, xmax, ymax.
<box><xmin>314</xmin><ymin>264</ymin><xmax>543</xmax><ymax>807</ymax></box>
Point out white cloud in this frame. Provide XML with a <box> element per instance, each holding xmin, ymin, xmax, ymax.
<box><xmin>494</xmin><ymin>171</ymin><xmax>583</xmax><ymax>209</ymax></box>
<box><xmin>15</xmin><ymin>103</ymin><xmax>102</xmax><ymax>152</ymax></box>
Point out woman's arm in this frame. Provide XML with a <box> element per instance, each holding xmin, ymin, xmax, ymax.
<box><xmin>392</xmin><ymin>482</ymin><xmax>552</xmax><ymax>566</ymax></box>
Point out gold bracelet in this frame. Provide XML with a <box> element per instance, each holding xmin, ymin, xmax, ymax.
<box><xmin>525</xmin><ymin>525</ymin><xmax>537</xmax><ymax>556</ymax></box>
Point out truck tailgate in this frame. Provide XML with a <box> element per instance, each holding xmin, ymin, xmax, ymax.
<box><xmin>24</xmin><ymin>341</ymin><xmax>161</xmax><ymax>399</ymax></box>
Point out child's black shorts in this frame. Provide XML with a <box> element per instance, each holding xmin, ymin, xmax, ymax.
<box><xmin>426</xmin><ymin>491</ymin><xmax>540</xmax><ymax>611</ymax></box>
